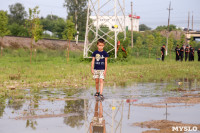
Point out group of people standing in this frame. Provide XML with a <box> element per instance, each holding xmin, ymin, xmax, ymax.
<box><xmin>160</xmin><ymin>45</ymin><xmax>200</xmax><ymax>61</ymax></box>
<box><xmin>175</xmin><ymin>45</ymin><xmax>200</xmax><ymax>62</ymax></box>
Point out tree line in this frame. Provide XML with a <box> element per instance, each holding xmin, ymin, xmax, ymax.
<box><xmin>1</xmin><ymin>1</ymin><xmax>199</xmax><ymax>60</ymax></box>
<box><xmin>0</xmin><ymin>1</ymin><xmax>87</xmax><ymax>40</ymax></box>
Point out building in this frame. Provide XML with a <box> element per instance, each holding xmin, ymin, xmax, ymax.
<box><xmin>90</xmin><ymin>15</ymin><xmax>140</xmax><ymax>32</ymax></box>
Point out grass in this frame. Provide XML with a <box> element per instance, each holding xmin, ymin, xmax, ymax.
<box><xmin>0</xmin><ymin>48</ymin><xmax>200</xmax><ymax>117</ymax></box>
<box><xmin>0</xmin><ymin>48</ymin><xmax>200</xmax><ymax>90</ymax></box>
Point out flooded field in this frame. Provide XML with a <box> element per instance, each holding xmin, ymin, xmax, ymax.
<box><xmin>0</xmin><ymin>80</ymin><xmax>200</xmax><ymax>133</ymax></box>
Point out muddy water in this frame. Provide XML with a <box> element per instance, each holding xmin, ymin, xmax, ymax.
<box><xmin>0</xmin><ymin>81</ymin><xmax>200</xmax><ymax>133</ymax></box>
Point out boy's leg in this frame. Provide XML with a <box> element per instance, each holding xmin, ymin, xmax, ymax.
<box><xmin>94</xmin><ymin>101</ymin><xmax>99</xmax><ymax>117</ymax></box>
<box><xmin>95</xmin><ymin>78</ymin><xmax>99</xmax><ymax>93</ymax></box>
<box><xmin>99</xmin><ymin>101</ymin><xmax>103</xmax><ymax>118</ymax></box>
<box><xmin>99</xmin><ymin>79</ymin><xmax>104</xmax><ymax>95</ymax></box>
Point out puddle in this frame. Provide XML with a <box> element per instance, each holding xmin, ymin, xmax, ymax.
<box><xmin>0</xmin><ymin>81</ymin><xmax>200</xmax><ymax>133</ymax></box>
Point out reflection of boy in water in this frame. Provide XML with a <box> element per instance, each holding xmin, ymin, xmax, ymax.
<box><xmin>90</xmin><ymin>101</ymin><xmax>106</xmax><ymax>133</ymax></box>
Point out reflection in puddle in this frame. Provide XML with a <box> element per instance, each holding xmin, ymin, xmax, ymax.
<box><xmin>89</xmin><ymin>101</ymin><xmax>106</xmax><ymax>133</ymax></box>
<box><xmin>0</xmin><ymin>81</ymin><xmax>200</xmax><ymax>133</ymax></box>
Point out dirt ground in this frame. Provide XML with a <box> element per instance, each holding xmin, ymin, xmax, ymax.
<box><xmin>134</xmin><ymin>120</ymin><xmax>200</xmax><ymax>133</ymax></box>
<box><xmin>133</xmin><ymin>93</ymin><xmax>200</xmax><ymax>108</ymax></box>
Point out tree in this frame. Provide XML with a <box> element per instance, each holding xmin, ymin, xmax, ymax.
<box><xmin>26</xmin><ymin>6</ymin><xmax>43</xmax><ymax>64</ymax></box>
<box><xmin>154</xmin><ymin>32</ymin><xmax>162</xmax><ymax>58</ymax></box>
<box><xmin>40</xmin><ymin>15</ymin><xmax>67</xmax><ymax>39</ymax></box>
<box><xmin>0</xmin><ymin>10</ymin><xmax>10</xmax><ymax>56</ymax></box>
<box><xmin>146</xmin><ymin>34</ymin><xmax>155</xmax><ymax>58</ymax></box>
<box><xmin>155</xmin><ymin>24</ymin><xmax>177</xmax><ymax>31</ymax></box>
<box><xmin>62</xmin><ymin>16</ymin><xmax>76</xmax><ymax>62</ymax></box>
<box><xmin>168</xmin><ymin>34</ymin><xmax>174</xmax><ymax>59</ymax></box>
<box><xmin>180</xmin><ymin>34</ymin><xmax>185</xmax><ymax>45</ymax></box>
<box><xmin>135</xmin><ymin>36</ymin><xmax>143</xmax><ymax>57</ymax></box>
<box><xmin>189</xmin><ymin>36</ymin><xmax>196</xmax><ymax>48</ymax></box>
<box><xmin>8</xmin><ymin>23</ymin><xmax>29</xmax><ymax>36</ymax></box>
<box><xmin>139</xmin><ymin>24</ymin><xmax>151</xmax><ymax>31</ymax></box>
<box><xmin>63</xmin><ymin>0</ymin><xmax>87</xmax><ymax>40</ymax></box>
<box><xmin>8</xmin><ymin>3</ymin><xmax>27</xmax><ymax>25</ymax></box>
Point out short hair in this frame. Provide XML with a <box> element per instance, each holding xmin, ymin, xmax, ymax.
<box><xmin>177</xmin><ymin>45</ymin><xmax>179</xmax><ymax>46</ymax></box>
<box><xmin>97</xmin><ymin>38</ymin><xmax>105</xmax><ymax>45</ymax></box>
<box><xmin>163</xmin><ymin>44</ymin><xmax>165</xmax><ymax>46</ymax></box>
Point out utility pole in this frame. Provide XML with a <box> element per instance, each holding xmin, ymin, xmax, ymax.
<box><xmin>187</xmin><ymin>11</ymin><xmax>190</xmax><ymax>33</ymax></box>
<box><xmin>166</xmin><ymin>1</ymin><xmax>173</xmax><ymax>56</ymax></box>
<box><xmin>75</xmin><ymin>0</ymin><xmax>78</xmax><ymax>45</ymax></box>
<box><xmin>192</xmin><ymin>11</ymin><xmax>193</xmax><ymax>31</ymax></box>
<box><xmin>131</xmin><ymin>2</ymin><xmax>133</xmax><ymax>48</ymax></box>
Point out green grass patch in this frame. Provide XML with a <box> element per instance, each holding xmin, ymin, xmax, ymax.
<box><xmin>0</xmin><ymin>48</ymin><xmax>199</xmax><ymax>90</ymax></box>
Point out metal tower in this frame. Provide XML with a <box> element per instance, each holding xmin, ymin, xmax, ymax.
<box><xmin>84</xmin><ymin>0</ymin><xmax>126</xmax><ymax>58</ymax></box>
<box><xmin>84</xmin><ymin>99</ymin><xmax>124</xmax><ymax>133</ymax></box>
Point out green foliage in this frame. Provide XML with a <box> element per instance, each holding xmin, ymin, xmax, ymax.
<box><xmin>168</xmin><ymin>33</ymin><xmax>174</xmax><ymax>57</ymax></box>
<box><xmin>98</xmin><ymin>25</ymin><xmax>110</xmax><ymax>40</ymax></box>
<box><xmin>8</xmin><ymin>23</ymin><xmax>29</xmax><ymax>36</ymax></box>
<box><xmin>139</xmin><ymin>24</ymin><xmax>151</xmax><ymax>31</ymax></box>
<box><xmin>155</xmin><ymin>24</ymin><xmax>177</xmax><ymax>31</ymax></box>
<box><xmin>146</xmin><ymin>34</ymin><xmax>155</xmax><ymax>58</ymax></box>
<box><xmin>62</xmin><ymin>16</ymin><xmax>76</xmax><ymax>40</ymax></box>
<box><xmin>40</xmin><ymin>15</ymin><xmax>67</xmax><ymax>39</ymax></box>
<box><xmin>0</xmin><ymin>10</ymin><xmax>10</xmax><ymax>37</ymax></box>
<box><xmin>8</xmin><ymin>3</ymin><xmax>27</xmax><ymax>25</ymax></box>
<box><xmin>26</xmin><ymin>6</ymin><xmax>43</xmax><ymax>42</ymax></box>
<box><xmin>180</xmin><ymin>34</ymin><xmax>186</xmax><ymax>45</ymax></box>
<box><xmin>64</xmin><ymin>0</ymin><xmax>87</xmax><ymax>40</ymax></box>
<box><xmin>189</xmin><ymin>37</ymin><xmax>196</xmax><ymax>48</ymax></box>
<box><xmin>135</xmin><ymin>36</ymin><xmax>143</xmax><ymax>56</ymax></box>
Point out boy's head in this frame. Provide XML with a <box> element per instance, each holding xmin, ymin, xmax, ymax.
<box><xmin>177</xmin><ymin>45</ymin><xmax>179</xmax><ymax>47</ymax></box>
<box><xmin>97</xmin><ymin>38</ymin><xmax>105</xmax><ymax>51</ymax></box>
<box><xmin>163</xmin><ymin>45</ymin><xmax>165</xmax><ymax>48</ymax></box>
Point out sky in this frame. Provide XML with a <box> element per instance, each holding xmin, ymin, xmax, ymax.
<box><xmin>1</xmin><ymin>0</ymin><xmax>200</xmax><ymax>30</ymax></box>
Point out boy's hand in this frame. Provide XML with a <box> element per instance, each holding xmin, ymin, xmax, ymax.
<box><xmin>91</xmin><ymin>69</ymin><xmax>94</xmax><ymax>74</ymax></box>
<box><xmin>103</xmin><ymin>71</ymin><xmax>106</xmax><ymax>77</ymax></box>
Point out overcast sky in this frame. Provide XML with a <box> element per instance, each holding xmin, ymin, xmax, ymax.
<box><xmin>1</xmin><ymin>0</ymin><xmax>200</xmax><ymax>30</ymax></box>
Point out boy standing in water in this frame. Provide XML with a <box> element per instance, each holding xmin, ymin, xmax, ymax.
<box><xmin>91</xmin><ymin>39</ymin><xmax>109</xmax><ymax>99</ymax></box>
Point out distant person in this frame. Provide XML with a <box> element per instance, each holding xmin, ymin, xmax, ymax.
<box><xmin>175</xmin><ymin>45</ymin><xmax>180</xmax><ymax>61</ymax></box>
<box><xmin>197</xmin><ymin>48</ymin><xmax>200</xmax><ymax>61</ymax></box>
<box><xmin>189</xmin><ymin>45</ymin><xmax>194</xmax><ymax>61</ymax></box>
<box><xmin>90</xmin><ymin>101</ymin><xmax>106</xmax><ymax>133</ymax></box>
<box><xmin>161</xmin><ymin>45</ymin><xmax>166</xmax><ymax>61</ymax></box>
<box><xmin>91</xmin><ymin>38</ymin><xmax>109</xmax><ymax>99</ymax></box>
<box><xmin>185</xmin><ymin>45</ymin><xmax>189</xmax><ymax>61</ymax></box>
<box><xmin>180</xmin><ymin>45</ymin><xmax>184</xmax><ymax>61</ymax></box>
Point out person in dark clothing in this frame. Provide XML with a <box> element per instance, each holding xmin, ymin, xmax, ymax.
<box><xmin>175</xmin><ymin>45</ymin><xmax>180</xmax><ymax>61</ymax></box>
<box><xmin>185</xmin><ymin>45</ymin><xmax>189</xmax><ymax>61</ymax></box>
<box><xmin>180</xmin><ymin>45</ymin><xmax>184</xmax><ymax>61</ymax></box>
<box><xmin>197</xmin><ymin>48</ymin><xmax>200</xmax><ymax>61</ymax></box>
<box><xmin>189</xmin><ymin>45</ymin><xmax>194</xmax><ymax>61</ymax></box>
<box><xmin>161</xmin><ymin>45</ymin><xmax>166</xmax><ymax>61</ymax></box>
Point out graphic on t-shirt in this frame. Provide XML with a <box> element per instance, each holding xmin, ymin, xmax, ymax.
<box><xmin>95</xmin><ymin>54</ymin><xmax>104</xmax><ymax>61</ymax></box>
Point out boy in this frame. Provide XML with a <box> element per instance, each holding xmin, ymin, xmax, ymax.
<box><xmin>91</xmin><ymin>39</ymin><xmax>109</xmax><ymax>99</ymax></box>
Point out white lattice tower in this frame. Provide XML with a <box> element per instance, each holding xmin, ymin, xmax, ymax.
<box><xmin>84</xmin><ymin>99</ymin><xmax>124</xmax><ymax>133</ymax></box>
<box><xmin>84</xmin><ymin>0</ymin><xmax>126</xmax><ymax>58</ymax></box>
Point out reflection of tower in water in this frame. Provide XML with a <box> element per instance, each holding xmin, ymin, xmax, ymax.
<box><xmin>84</xmin><ymin>99</ymin><xmax>124</xmax><ymax>133</ymax></box>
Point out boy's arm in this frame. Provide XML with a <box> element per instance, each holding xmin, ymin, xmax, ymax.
<box><xmin>91</xmin><ymin>57</ymin><xmax>95</xmax><ymax>74</ymax></box>
<box><xmin>104</xmin><ymin>57</ymin><xmax>107</xmax><ymax>75</ymax></box>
